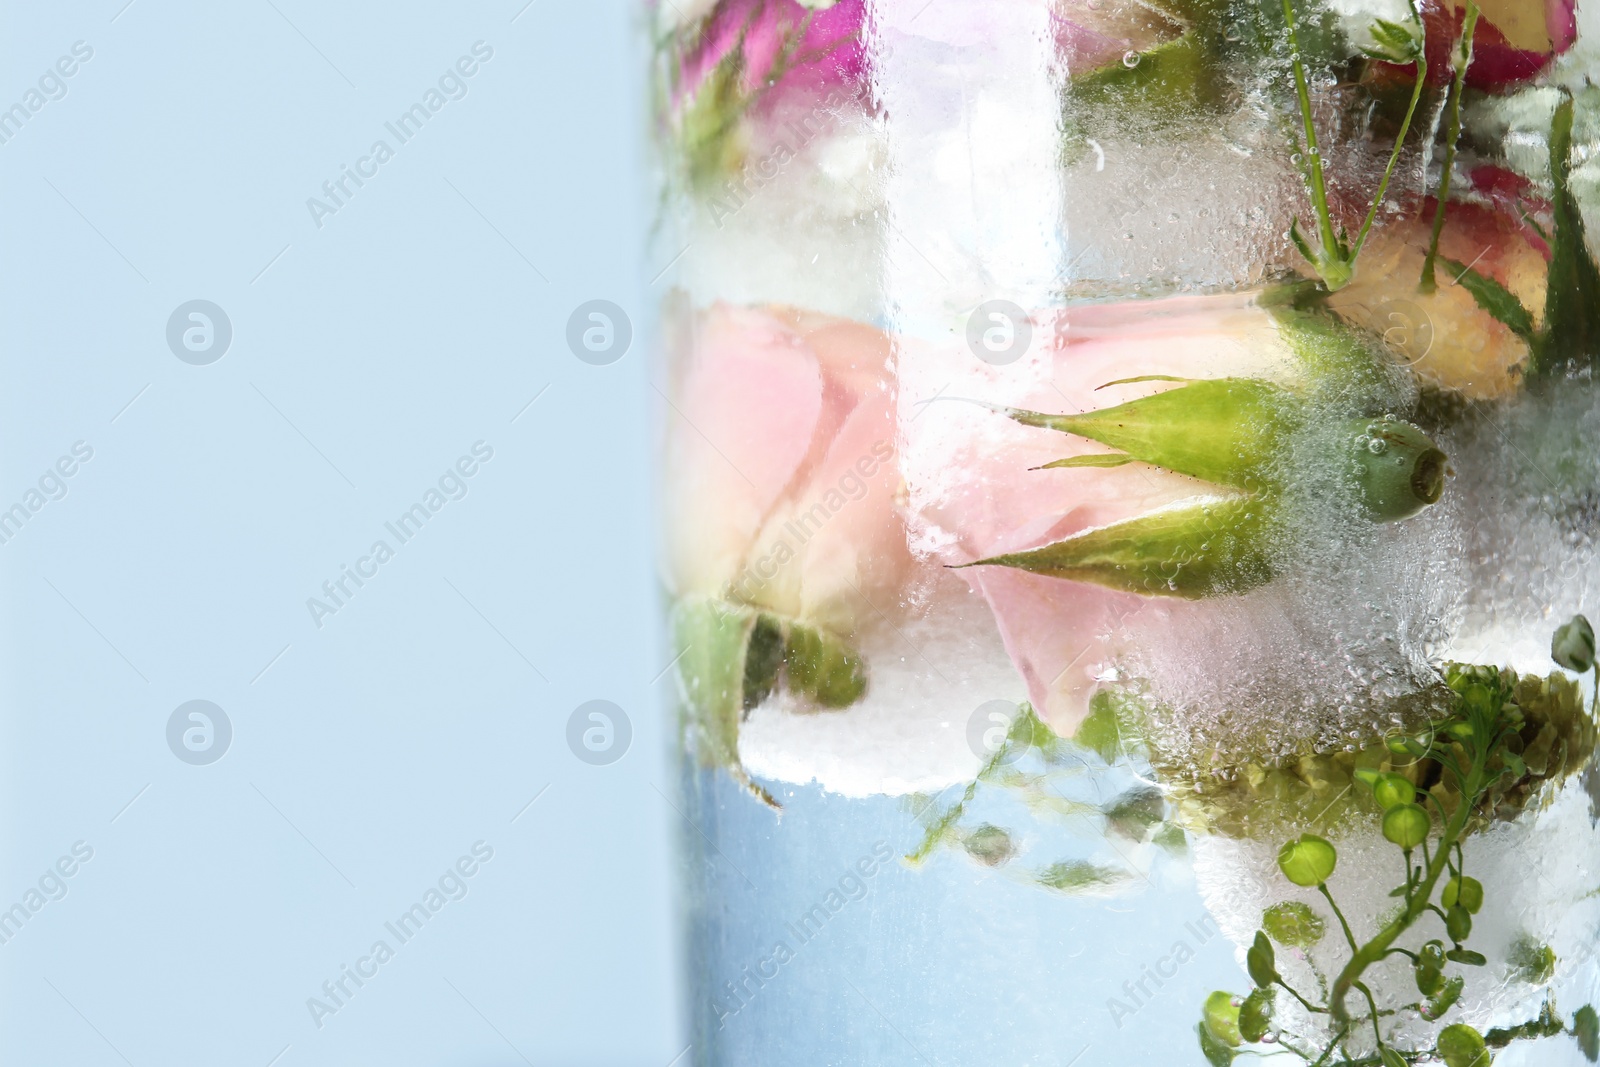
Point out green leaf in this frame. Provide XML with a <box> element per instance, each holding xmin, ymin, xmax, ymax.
<box><xmin>959</xmin><ymin>824</ymin><xmax>1015</xmax><ymax>868</ymax></box>
<box><xmin>1438</xmin><ymin>1023</ymin><xmax>1490</xmax><ymax>1067</ymax></box>
<box><xmin>1239</xmin><ymin>988</ymin><xmax>1274</xmax><ymax>1043</ymax></box>
<box><xmin>1441</xmin><ymin>257</ymin><xmax>1537</xmax><ymax>343</ymax></box>
<box><xmin>1574</xmin><ymin>1004</ymin><xmax>1599</xmax><ymax>1061</ymax></box>
<box><xmin>1415</xmin><ymin>960</ymin><xmax>1444</xmax><ymax>996</ymax></box>
<box><xmin>1380</xmin><ymin>1047</ymin><xmax>1409</xmax><ymax>1067</ymax></box>
<box><xmin>1247</xmin><ymin>931</ymin><xmax>1278</xmax><ymax>988</ymax></box>
<box><xmin>1552</xmin><ymin>615</ymin><xmax>1596</xmax><ymax>674</ymax></box>
<box><xmin>1446</xmin><ymin>947</ymin><xmax>1487</xmax><ymax>966</ymax></box>
<box><xmin>1036</xmin><ymin>860</ymin><xmax>1132</xmax><ymax>894</ymax></box>
<box><xmin>1073</xmin><ymin>693</ymin><xmax>1124</xmax><ymax>763</ymax></box>
<box><xmin>1204</xmin><ymin>990</ymin><xmax>1243</xmax><ymax>1046</ymax></box>
<box><xmin>1104</xmin><ymin>786</ymin><xmax>1167</xmax><ymax>843</ymax></box>
<box><xmin>1262</xmin><ymin>902</ymin><xmax>1325</xmax><ymax>947</ymax></box>
<box><xmin>1153</xmin><ymin>822</ymin><xmax>1189</xmax><ymax>855</ymax></box>
<box><xmin>1510</xmin><ymin>938</ymin><xmax>1557</xmax><ymax>984</ymax></box>
<box><xmin>960</xmin><ymin>496</ymin><xmax>1275</xmax><ymax>600</ymax></box>
<box><xmin>1197</xmin><ymin>1021</ymin><xmax>1236</xmax><ymax>1066</ymax></box>
<box><xmin>1426</xmin><ymin>975</ymin><xmax>1465</xmax><ymax>1020</ymax></box>
<box><xmin>1445</xmin><ymin>904</ymin><xmax>1473</xmax><ymax>943</ymax></box>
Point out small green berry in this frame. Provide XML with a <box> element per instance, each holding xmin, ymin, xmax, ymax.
<box><xmin>1382</xmin><ymin>803</ymin><xmax>1430</xmax><ymax>849</ymax></box>
<box><xmin>1277</xmin><ymin>834</ymin><xmax>1337</xmax><ymax>886</ymax></box>
<box><xmin>1442</xmin><ymin>876</ymin><xmax>1483</xmax><ymax>914</ymax></box>
<box><xmin>1203</xmin><ymin>990</ymin><xmax>1243</xmax><ymax>1047</ymax></box>
<box><xmin>1371</xmin><ymin>772</ymin><xmax>1415</xmax><ymax>809</ymax></box>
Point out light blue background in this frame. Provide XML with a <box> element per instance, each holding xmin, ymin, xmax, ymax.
<box><xmin>0</xmin><ymin>2</ymin><xmax>681</xmax><ymax>1064</ymax></box>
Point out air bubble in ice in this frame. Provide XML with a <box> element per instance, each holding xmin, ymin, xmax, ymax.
<box><xmin>1368</xmin><ymin>438</ymin><xmax>1388</xmax><ymax>455</ymax></box>
<box><xmin>1122</xmin><ymin>51</ymin><xmax>1141</xmax><ymax>67</ymax></box>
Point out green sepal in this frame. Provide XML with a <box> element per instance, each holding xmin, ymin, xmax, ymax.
<box><xmin>669</xmin><ymin>597</ymin><xmax>870</xmax><ymax>806</ymax></box>
<box><xmin>782</xmin><ymin>621</ymin><xmax>868</xmax><ymax>708</ymax></box>
<box><xmin>1441</xmin><ymin>257</ymin><xmax>1536</xmax><ymax>343</ymax></box>
<box><xmin>1035</xmin><ymin>453</ymin><xmax>1136</xmax><ymax>470</ymax></box>
<box><xmin>1003</xmin><ymin>377</ymin><xmax>1293</xmax><ymax>491</ymax></box>
<box><xmin>670</xmin><ymin>596</ymin><xmax>778</xmax><ymax>806</ymax></box>
<box><xmin>1364</xmin><ymin>17</ymin><xmax>1423</xmax><ymax>61</ymax></box>
<box><xmin>672</xmin><ymin>596</ymin><xmax>762</xmax><ymax>772</ymax></box>
<box><xmin>1071</xmin><ymin>33</ymin><xmax>1215</xmax><ymax>114</ymax></box>
<box><xmin>960</xmin><ymin>496</ymin><xmax>1273</xmax><ymax>600</ymax></box>
<box><xmin>1379</xmin><ymin>1048</ymin><xmax>1409</xmax><ymax>1067</ymax></box>
<box><xmin>1534</xmin><ymin>92</ymin><xmax>1600</xmax><ymax>378</ymax></box>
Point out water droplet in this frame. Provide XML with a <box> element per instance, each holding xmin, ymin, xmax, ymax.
<box><xmin>1368</xmin><ymin>438</ymin><xmax>1388</xmax><ymax>454</ymax></box>
<box><xmin>1122</xmin><ymin>50</ymin><xmax>1141</xmax><ymax>67</ymax></box>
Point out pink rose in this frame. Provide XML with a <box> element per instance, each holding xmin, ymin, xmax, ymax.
<box><xmin>920</xmin><ymin>294</ymin><xmax>1297</xmax><ymax>736</ymax></box>
<box><xmin>662</xmin><ymin>301</ymin><xmax>908</xmax><ymax>635</ymax></box>
<box><xmin>1368</xmin><ymin>0</ymin><xmax>1578</xmax><ymax>91</ymax></box>
<box><xmin>1053</xmin><ymin>0</ymin><xmax>1185</xmax><ymax>78</ymax></box>
<box><xmin>919</xmin><ymin>294</ymin><xmax>1456</xmax><ymax>737</ymax></box>
<box><xmin>674</xmin><ymin>0</ymin><xmax>868</xmax><ymax>112</ymax></box>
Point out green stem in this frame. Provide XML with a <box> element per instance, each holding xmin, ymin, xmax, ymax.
<box><xmin>1328</xmin><ymin>752</ymin><xmax>1485</xmax><ymax>1025</ymax></box>
<box><xmin>1419</xmin><ymin>0</ymin><xmax>1481</xmax><ymax>293</ymax></box>
<box><xmin>1282</xmin><ymin>0</ymin><xmax>1340</xmax><ymax>261</ymax></box>
<box><xmin>1355</xmin><ymin>981</ymin><xmax>1386</xmax><ymax>1052</ymax></box>
<box><xmin>1276</xmin><ymin>978</ymin><xmax>1330</xmax><ymax>1015</ymax></box>
<box><xmin>1310</xmin><ymin>1024</ymin><xmax>1350</xmax><ymax>1067</ymax></box>
<box><xmin>1349</xmin><ymin>53</ymin><xmax>1428</xmax><ymax>263</ymax></box>
<box><xmin>1319</xmin><ymin>883</ymin><xmax>1361</xmax><ymax>954</ymax></box>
